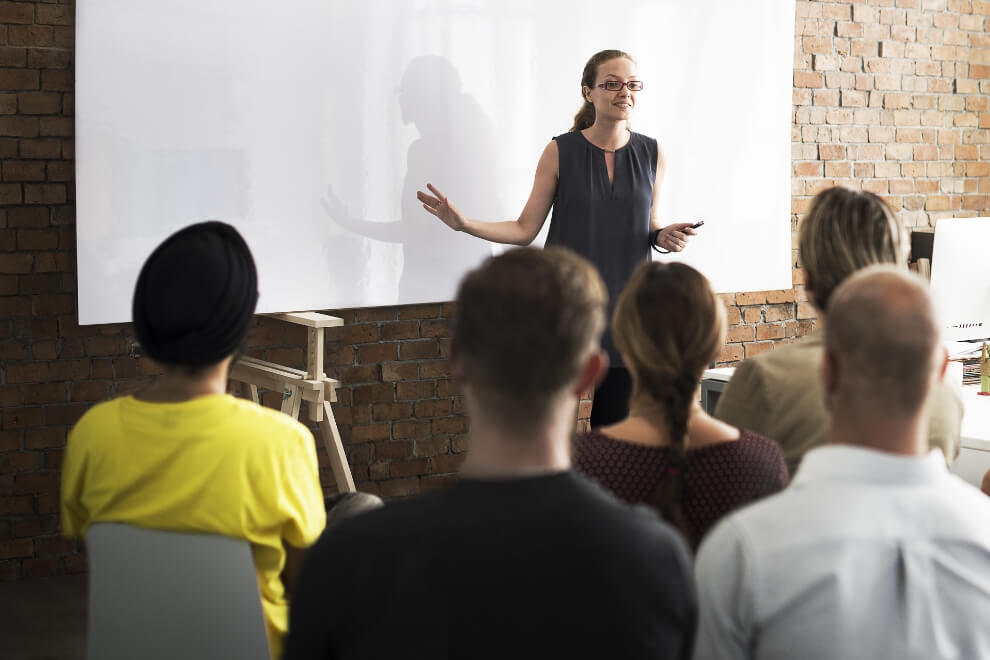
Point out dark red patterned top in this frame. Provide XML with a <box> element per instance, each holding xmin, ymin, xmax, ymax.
<box><xmin>573</xmin><ymin>429</ymin><xmax>789</xmax><ymax>545</ymax></box>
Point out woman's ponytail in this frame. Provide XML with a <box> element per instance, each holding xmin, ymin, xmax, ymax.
<box><xmin>570</xmin><ymin>101</ymin><xmax>597</xmax><ymax>132</ymax></box>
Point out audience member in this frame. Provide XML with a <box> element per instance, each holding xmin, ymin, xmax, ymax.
<box><xmin>574</xmin><ymin>262</ymin><xmax>787</xmax><ymax>548</ymax></box>
<box><xmin>715</xmin><ymin>186</ymin><xmax>962</xmax><ymax>472</ymax></box>
<box><xmin>694</xmin><ymin>266</ymin><xmax>990</xmax><ymax>660</ymax></box>
<box><xmin>285</xmin><ymin>247</ymin><xmax>697</xmax><ymax>660</ymax></box>
<box><xmin>61</xmin><ymin>222</ymin><xmax>327</xmax><ymax>660</ymax></box>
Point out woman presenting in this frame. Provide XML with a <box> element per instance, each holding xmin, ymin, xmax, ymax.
<box><xmin>418</xmin><ymin>49</ymin><xmax>696</xmax><ymax>427</ymax></box>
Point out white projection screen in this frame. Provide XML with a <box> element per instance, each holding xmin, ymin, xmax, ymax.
<box><xmin>76</xmin><ymin>0</ymin><xmax>795</xmax><ymax>325</ymax></box>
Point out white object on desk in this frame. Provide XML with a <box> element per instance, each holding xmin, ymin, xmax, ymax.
<box><xmin>700</xmin><ymin>367</ymin><xmax>735</xmax><ymax>414</ymax></box>
<box><xmin>702</xmin><ymin>367</ymin><xmax>736</xmax><ymax>382</ymax></box>
<box><xmin>953</xmin><ymin>385</ymin><xmax>990</xmax><ymax>487</ymax></box>
<box><xmin>930</xmin><ymin>216</ymin><xmax>990</xmax><ymax>342</ymax></box>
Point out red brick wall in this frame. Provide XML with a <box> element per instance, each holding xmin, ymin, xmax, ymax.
<box><xmin>2</xmin><ymin>0</ymin><xmax>989</xmax><ymax>580</ymax></box>
<box><xmin>717</xmin><ymin>0</ymin><xmax>990</xmax><ymax>365</ymax></box>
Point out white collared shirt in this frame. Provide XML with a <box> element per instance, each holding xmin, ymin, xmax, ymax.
<box><xmin>694</xmin><ymin>445</ymin><xmax>990</xmax><ymax>660</ymax></box>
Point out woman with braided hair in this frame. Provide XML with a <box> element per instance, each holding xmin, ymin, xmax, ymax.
<box><xmin>573</xmin><ymin>262</ymin><xmax>788</xmax><ymax>549</ymax></box>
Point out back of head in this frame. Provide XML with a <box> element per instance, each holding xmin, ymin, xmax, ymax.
<box><xmin>799</xmin><ymin>187</ymin><xmax>906</xmax><ymax>311</ymax></box>
<box><xmin>132</xmin><ymin>221</ymin><xmax>258</xmax><ymax>369</ymax></box>
<box><xmin>453</xmin><ymin>247</ymin><xmax>606</xmax><ymax>428</ymax></box>
<box><xmin>825</xmin><ymin>265</ymin><xmax>940</xmax><ymax>418</ymax></box>
<box><xmin>613</xmin><ymin>262</ymin><xmax>725</xmax><ymax>546</ymax></box>
<box><xmin>614</xmin><ymin>262</ymin><xmax>725</xmax><ymax>439</ymax></box>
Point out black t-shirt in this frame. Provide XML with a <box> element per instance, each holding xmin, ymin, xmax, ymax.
<box><xmin>285</xmin><ymin>471</ymin><xmax>696</xmax><ymax>660</ymax></box>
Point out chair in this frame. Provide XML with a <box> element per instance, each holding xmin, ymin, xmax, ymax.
<box><xmin>86</xmin><ymin>523</ymin><xmax>270</xmax><ymax>660</ymax></box>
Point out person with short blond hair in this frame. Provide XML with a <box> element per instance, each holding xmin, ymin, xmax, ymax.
<box><xmin>715</xmin><ymin>186</ymin><xmax>961</xmax><ymax>472</ymax></box>
<box><xmin>694</xmin><ymin>266</ymin><xmax>990</xmax><ymax>660</ymax></box>
<box><xmin>286</xmin><ymin>247</ymin><xmax>697</xmax><ymax>660</ymax></box>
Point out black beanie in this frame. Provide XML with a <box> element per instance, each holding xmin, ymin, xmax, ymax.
<box><xmin>132</xmin><ymin>221</ymin><xmax>259</xmax><ymax>368</ymax></box>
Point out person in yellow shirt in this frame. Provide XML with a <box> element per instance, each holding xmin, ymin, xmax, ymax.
<box><xmin>61</xmin><ymin>221</ymin><xmax>326</xmax><ymax>660</ymax></box>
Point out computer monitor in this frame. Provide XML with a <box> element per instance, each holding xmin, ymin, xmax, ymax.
<box><xmin>929</xmin><ymin>217</ymin><xmax>990</xmax><ymax>342</ymax></box>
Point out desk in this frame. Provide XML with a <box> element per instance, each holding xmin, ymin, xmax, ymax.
<box><xmin>952</xmin><ymin>386</ymin><xmax>990</xmax><ymax>487</ymax></box>
<box><xmin>700</xmin><ymin>369</ymin><xmax>990</xmax><ymax>488</ymax></box>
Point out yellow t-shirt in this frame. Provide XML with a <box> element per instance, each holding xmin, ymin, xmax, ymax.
<box><xmin>61</xmin><ymin>394</ymin><xmax>327</xmax><ymax>660</ymax></box>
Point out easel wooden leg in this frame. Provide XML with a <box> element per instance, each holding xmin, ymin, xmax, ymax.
<box><xmin>241</xmin><ymin>382</ymin><xmax>260</xmax><ymax>404</ymax></box>
<box><xmin>281</xmin><ymin>388</ymin><xmax>302</xmax><ymax>418</ymax></box>
<box><xmin>319</xmin><ymin>400</ymin><xmax>356</xmax><ymax>493</ymax></box>
<box><xmin>229</xmin><ymin>312</ymin><xmax>357</xmax><ymax>494</ymax></box>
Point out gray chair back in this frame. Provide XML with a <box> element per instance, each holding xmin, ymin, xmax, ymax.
<box><xmin>86</xmin><ymin>523</ymin><xmax>270</xmax><ymax>660</ymax></box>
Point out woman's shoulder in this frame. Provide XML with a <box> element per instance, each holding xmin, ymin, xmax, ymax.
<box><xmin>549</xmin><ymin>131</ymin><xmax>590</xmax><ymax>152</ymax></box>
<box><xmin>574</xmin><ymin>428</ymin><xmax>671</xmax><ymax>462</ymax></box>
<box><xmin>728</xmin><ymin>429</ymin><xmax>789</xmax><ymax>479</ymax></box>
<box><xmin>687</xmin><ymin>430</ymin><xmax>789</xmax><ymax>490</ymax></box>
<box><xmin>573</xmin><ymin>428</ymin><xmax>609</xmax><ymax>453</ymax></box>
<box><xmin>691</xmin><ymin>429</ymin><xmax>786</xmax><ymax>467</ymax></box>
<box><xmin>553</xmin><ymin>130</ymin><xmax>583</xmax><ymax>144</ymax></box>
<box><xmin>737</xmin><ymin>428</ymin><xmax>786</xmax><ymax>452</ymax></box>
<box><xmin>629</xmin><ymin>131</ymin><xmax>658</xmax><ymax>148</ymax></box>
<box><xmin>627</xmin><ymin>132</ymin><xmax>658</xmax><ymax>165</ymax></box>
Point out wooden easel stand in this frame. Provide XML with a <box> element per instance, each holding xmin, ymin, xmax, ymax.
<box><xmin>228</xmin><ymin>312</ymin><xmax>356</xmax><ymax>493</ymax></box>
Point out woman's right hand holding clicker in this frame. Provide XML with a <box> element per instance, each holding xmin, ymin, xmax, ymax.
<box><xmin>417</xmin><ymin>183</ymin><xmax>466</xmax><ymax>232</ymax></box>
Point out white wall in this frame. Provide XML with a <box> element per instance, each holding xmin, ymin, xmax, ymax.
<box><xmin>76</xmin><ymin>0</ymin><xmax>795</xmax><ymax>324</ymax></box>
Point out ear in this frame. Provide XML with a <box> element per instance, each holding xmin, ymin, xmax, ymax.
<box><xmin>934</xmin><ymin>346</ymin><xmax>949</xmax><ymax>384</ymax></box>
<box><xmin>573</xmin><ymin>349</ymin><xmax>608</xmax><ymax>398</ymax></box>
<box><xmin>582</xmin><ymin>86</ymin><xmax>592</xmax><ymax>103</ymax></box>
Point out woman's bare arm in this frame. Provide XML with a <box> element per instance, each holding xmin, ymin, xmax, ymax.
<box><xmin>417</xmin><ymin>141</ymin><xmax>559</xmax><ymax>246</ymax></box>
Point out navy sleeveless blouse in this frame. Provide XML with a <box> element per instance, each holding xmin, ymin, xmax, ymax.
<box><xmin>545</xmin><ymin>130</ymin><xmax>658</xmax><ymax>363</ymax></box>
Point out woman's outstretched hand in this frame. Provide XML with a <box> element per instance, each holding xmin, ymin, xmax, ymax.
<box><xmin>656</xmin><ymin>222</ymin><xmax>698</xmax><ymax>252</ymax></box>
<box><xmin>417</xmin><ymin>183</ymin><xmax>466</xmax><ymax>232</ymax></box>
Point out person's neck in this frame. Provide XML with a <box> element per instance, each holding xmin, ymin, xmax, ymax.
<box><xmin>616</xmin><ymin>392</ymin><xmax>672</xmax><ymax>441</ymax></box>
<box><xmin>135</xmin><ymin>358</ymin><xmax>232</xmax><ymax>403</ymax></box>
<box><xmin>459</xmin><ymin>399</ymin><xmax>574</xmax><ymax>478</ymax></box>
<box><xmin>608</xmin><ymin>395</ymin><xmax>739</xmax><ymax>448</ymax></box>
<box><xmin>582</xmin><ymin>120</ymin><xmax>630</xmax><ymax>152</ymax></box>
<box><xmin>828</xmin><ymin>405</ymin><xmax>928</xmax><ymax>457</ymax></box>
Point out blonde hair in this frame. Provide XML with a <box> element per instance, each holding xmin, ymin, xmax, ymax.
<box><xmin>454</xmin><ymin>247</ymin><xmax>606</xmax><ymax>429</ymax></box>
<box><xmin>570</xmin><ymin>49</ymin><xmax>635</xmax><ymax>132</ymax></box>
<box><xmin>799</xmin><ymin>187</ymin><xmax>906</xmax><ymax>311</ymax></box>
<box><xmin>612</xmin><ymin>262</ymin><xmax>725</xmax><ymax>546</ymax></box>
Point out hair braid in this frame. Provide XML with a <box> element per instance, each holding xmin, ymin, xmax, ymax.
<box><xmin>612</xmin><ymin>262</ymin><xmax>727</xmax><ymax>550</ymax></box>
<box><xmin>639</xmin><ymin>368</ymin><xmax>696</xmax><ymax>545</ymax></box>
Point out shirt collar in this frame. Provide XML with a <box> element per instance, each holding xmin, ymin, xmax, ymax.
<box><xmin>793</xmin><ymin>445</ymin><xmax>948</xmax><ymax>488</ymax></box>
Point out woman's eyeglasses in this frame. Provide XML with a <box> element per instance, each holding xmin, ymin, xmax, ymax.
<box><xmin>596</xmin><ymin>80</ymin><xmax>644</xmax><ymax>92</ymax></box>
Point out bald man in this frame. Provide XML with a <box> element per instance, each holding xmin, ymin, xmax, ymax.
<box><xmin>693</xmin><ymin>266</ymin><xmax>990</xmax><ymax>660</ymax></box>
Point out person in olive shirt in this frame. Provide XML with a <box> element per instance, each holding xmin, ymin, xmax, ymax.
<box><xmin>285</xmin><ymin>247</ymin><xmax>696</xmax><ymax>660</ymax></box>
<box><xmin>715</xmin><ymin>187</ymin><xmax>962</xmax><ymax>474</ymax></box>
